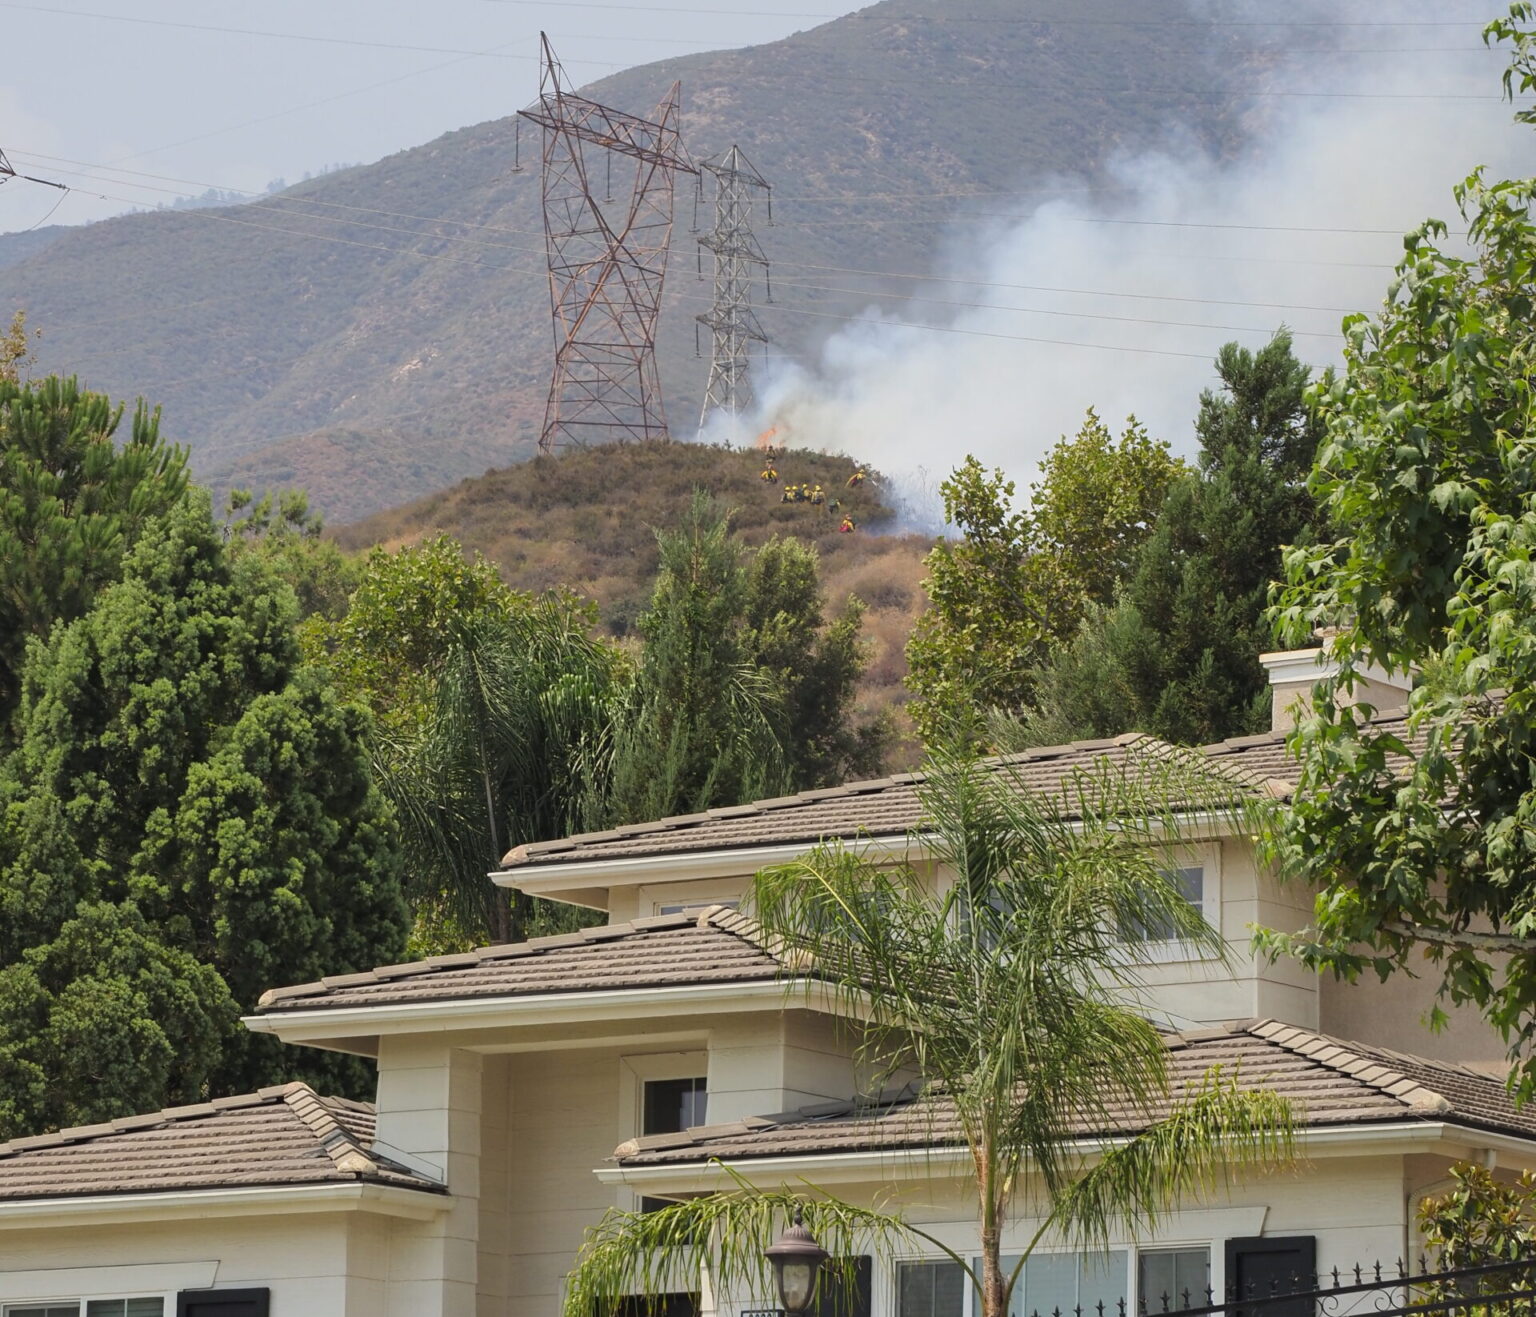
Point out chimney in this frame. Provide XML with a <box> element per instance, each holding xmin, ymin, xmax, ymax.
<box><xmin>1257</xmin><ymin>645</ymin><xmax>1413</xmax><ymax>733</ymax></box>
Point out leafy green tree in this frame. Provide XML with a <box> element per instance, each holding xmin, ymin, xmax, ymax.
<box><xmin>303</xmin><ymin>534</ymin><xmax>519</xmax><ymax>735</ymax></box>
<box><xmin>0</xmin><ymin>374</ymin><xmax>189</xmax><ymax>729</ymax></box>
<box><xmin>224</xmin><ymin>487</ymin><xmax>360</xmax><ymax>622</ymax></box>
<box><xmin>595</xmin><ymin>494</ymin><xmax>882</xmax><ymax>825</ymax></box>
<box><xmin>1010</xmin><ymin>334</ymin><xmax>1323</xmax><ymax>748</ymax></box>
<box><xmin>906</xmin><ymin>415</ymin><xmax>1183</xmax><ymax>743</ymax></box>
<box><xmin>567</xmin><ymin>748</ymin><xmax>1293</xmax><ymax>1317</ymax></box>
<box><xmin>0</xmin><ymin>495</ymin><xmax>405</xmax><ymax>1132</ymax></box>
<box><xmin>1419</xmin><ymin>1163</ymin><xmax>1536</xmax><ymax>1273</ymax></box>
<box><xmin>1259</xmin><ymin>16</ymin><xmax>1536</xmax><ymax>1101</ymax></box>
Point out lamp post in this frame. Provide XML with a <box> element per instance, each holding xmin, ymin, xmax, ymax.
<box><xmin>765</xmin><ymin>1206</ymin><xmax>829</xmax><ymax>1316</ymax></box>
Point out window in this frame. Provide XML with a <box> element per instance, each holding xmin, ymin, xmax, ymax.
<box><xmin>1121</xmin><ymin>866</ymin><xmax>1211</xmax><ymax>947</ymax></box>
<box><xmin>896</xmin><ymin>1252</ymin><xmax>1129</xmax><ymax>1317</ymax></box>
<box><xmin>642</xmin><ymin>1076</ymin><xmax>706</xmax><ymax>1136</ymax></box>
<box><xmin>897</xmin><ymin>1261</ymin><xmax>966</xmax><ymax>1317</ymax></box>
<box><xmin>5</xmin><ymin>1301</ymin><xmax>164</xmax><ymax>1317</ymax></box>
<box><xmin>1139</xmin><ymin>1248</ymin><xmax>1210</xmax><ymax>1313</ymax></box>
<box><xmin>656</xmin><ymin>901</ymin><xmax>739</xmax><ymax>915</ymax></box>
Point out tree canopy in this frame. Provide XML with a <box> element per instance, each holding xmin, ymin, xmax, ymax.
<box><xmin>1007</xmin><ymin>333</ymin><xmax>1324</xmax><ymax>749</ymax></box>
<box><xmin>1260</xmin><ymin>15</ymin><xmax>1536</xmax><ymax>1101</ymax></box>
<box><xmin>0</xmin><ymin>496</ymin><xmax>406</xmax><ymax>1134</ymax></box>
<box><xmin>0</xmin><ymin>373</ymin><xmax>189</xmax><ymax>729</ymax></box>
<box><xmin>906</xmin><ymin>414</ymin><xmax>1183</xmax><ymax>744</ymax></box>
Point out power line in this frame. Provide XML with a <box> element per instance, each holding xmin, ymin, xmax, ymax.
<box><xmin>8</xmin><ymin>147</ymin><xmax>1398</xmax><ymax>329</ymax></box>
<box><xmin>36</xmin><ymin>180</ymin><xmax>1266</xmax><ymax>365</ymax></box>
<box><xmin>11</xmin><ymin>147</ymin><xmax>1465</xmax><ymax>247</ymax></box>
<box><xmin>467</xmin><ymin>1</ymin><xmax>1491</xmax><ymax>27</ymax></box>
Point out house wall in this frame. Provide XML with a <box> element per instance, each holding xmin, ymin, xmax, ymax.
<box><xmin>685</xmin><ymin>1151</ymin><xmax>1417</xmax><ymax>1317</ymax></box>
<box><xmin>1137</xmin><ymin>839</ymin><xmax>1320</xmax><ymax>1030</ymax></box>
<box><xmin>1320</xmin><ymin>974</ymin><xmax>1508</xmax><ymax>1070</ymax></box>
<box><xmin>0</xmin><ymin>1213</ymin><xmax>367</xmax><ymax>1317</ymax></box>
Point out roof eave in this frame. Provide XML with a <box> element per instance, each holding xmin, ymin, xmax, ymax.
<box><xmin>595</xmin><ymin>1119</ymin><xmax>1532</xmax><ymax>1192</ymax></box>
<box><xmin>496</xmin><ymin>809</ymin><xmax>1256</xmax><ymax>894</ymax></box>
<box><xmin>246</xmin><ymin>977</ymin><xmax>853</xmax><ymax>1046</ymax></box>
<box><xmin>495</xmin><ymin>835</ymin><xmax>916</xmax><ymax>893</ymax></box>
<box><xmin>0</xmin><ymin>1179</ymin><xmax>451</xmax><ymax>1230</ymax></box>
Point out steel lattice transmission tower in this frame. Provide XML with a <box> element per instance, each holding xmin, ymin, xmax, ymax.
<box><xmin>518</xmin><ymin>34</ymin><xmax>697</xmax><ymax>455</ymax></box>
<box><xmin>695</xmin><ymin>145</ymin><xmax>772</xmax><ymax>435</ymax></box>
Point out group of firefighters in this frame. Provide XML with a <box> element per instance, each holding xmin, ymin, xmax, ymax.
<box><xmin>758</xmin><ymin>448</ymin><xmax>866</xmax><ymax>533</ymax></box>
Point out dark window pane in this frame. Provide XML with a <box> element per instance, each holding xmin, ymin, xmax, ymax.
<box><xmin>1138</xmin><ymin>1249</ymin><xmax>1210</xmax><ymax>1314</ymax></box>
<box><xmin>898</xmin><ymin>1261</ymin><xmax>966</xmax><ymax>1317</ymax></box>
<box><xmin>643</xmin><ymin>1078</ymin><xmax>707</xmax><ymax>1136</ymax></box>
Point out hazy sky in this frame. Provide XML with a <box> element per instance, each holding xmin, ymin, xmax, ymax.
<box><xmin>0</xmin><ymin>0</ymin><xmax>850</xmax><ymax>232</ymax></box>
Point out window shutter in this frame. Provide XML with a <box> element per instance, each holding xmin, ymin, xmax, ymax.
<box><xmin>814</xmin><ymin>1256</ymin><xmax>872</xmax><ymax>1317</ymax></box>
<box><xmin>1224</xmin><ymin>1237</ymin><xmax>1316</xmax><ymax>1317</ymax></box>
<box><xmin>175</xmin><ymin>1290</ymin><xmax>270</xmax><ymax>1317</ymax></box>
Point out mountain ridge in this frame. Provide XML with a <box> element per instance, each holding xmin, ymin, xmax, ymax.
<box><xmin>1</xmin><ymin>0</ymin><xmax>1270</xmax><ymax>520</ymax></box>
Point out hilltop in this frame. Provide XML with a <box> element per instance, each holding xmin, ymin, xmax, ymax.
<box><xmin>336</xmin><ymin>439</ymin><xmax>932</xmax><ymax>753</ymax></box>
<box><xmin>0</xmin><ymin>0</ymin><xmax>1272</xmax><ymax>519</ymax></box>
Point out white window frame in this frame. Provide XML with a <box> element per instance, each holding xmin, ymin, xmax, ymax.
<box><xmin>1123</xmin><ymin>843</ymin><xmax>1222</xmax><ymax>965</ymax></box>
<box><xmin>640</xmin><ymin>879</ymin><xmax>745</xmax><ymax>916</ymax></box>
<box><xmin>1134</xmin><ymin>1243</ymin><xmax>1214</xmax><ymax>1315</ymax></box>
<box><xmin>616</xmin><ymin>1050</ymin><xmax>709</xmax><ymax>1214</ymax></box>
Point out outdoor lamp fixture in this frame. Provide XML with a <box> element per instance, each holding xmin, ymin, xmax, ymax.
<box><xmin>765</xmin><ymin>1206</ymin><xmax>829</xmax><ymax>1316</ymax></box>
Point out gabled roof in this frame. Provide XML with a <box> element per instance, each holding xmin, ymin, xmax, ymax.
<box><xmin>0</xmin><ymin>1083</ymin><xmax>443</xmax><ymax>1203</ymax></box>
<box><xmin>612</xmin><ymin>1018</ymin><xmax>1523</xmax><ymax>1166</ymax></box>
<box><xmin>258</xmin><ymin>906</ymin><xmax>786</xmax><ymax>1014</ymax></box>
<box><xmin>498</xmin><ymin>720</ymin><xmax>1392</xmax><ymax>873</ymax></box>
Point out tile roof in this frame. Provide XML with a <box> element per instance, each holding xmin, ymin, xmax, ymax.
<box><xmin>499</xmin><ymin>720</ymin><xmax>1416</xmax><ymax>874</ymax></box>
<box><xmin>0</xmin><ymin>1083</ymin><xmax>444</xmax><ymax>1203</ymax></box>
<box><xmin>258</xmin><ymin>907</ymin><xmax>787</xmax><ymax>1014</ymax></box>
<box><xmin>612</xmin><ymin>1018</ymin><xmax>1523</xmax><ymax>1166</ymax></box>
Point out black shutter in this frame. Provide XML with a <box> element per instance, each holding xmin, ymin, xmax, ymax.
<box><xmin>615</xmin><ymin>1295</ymin><xmax>699</xmax><ymax>1317</ymax></box>
<box><xmin>1224</xmin><ymin>1237</ymin><xmax>1317</xmax><ymax>1317</ymax></box>
<box><xmin>814</xmin><ymin>1255</ymin><xmax>873</xmax><ymax>1317</ymax></box>
<box><xmin>176</xmin><ymin>1290</ymin><xmax>270</xmax><ymax>1317</ymax></box>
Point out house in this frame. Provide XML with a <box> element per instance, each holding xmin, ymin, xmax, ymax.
<box><xmin>0</xmin><ymin>647</ymin><xmax>1530</xmax><ymax>1317</ymax></box>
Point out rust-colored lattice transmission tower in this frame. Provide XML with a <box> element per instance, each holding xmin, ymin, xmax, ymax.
<box><xmin>519</xmin><ymin>34</ymin><xmax>697</xmax><ymax>454</ymax></box>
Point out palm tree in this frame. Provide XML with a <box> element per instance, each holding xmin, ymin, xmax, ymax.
<box><xmin>566</xmin><ymin>744</ymin><xmax>1295</xmax><ymax>1317</ymax></box>
<box><xmin>381</xmin><ymin>597</ymin><xmax>623</xmax><ymax>946</ymax></box>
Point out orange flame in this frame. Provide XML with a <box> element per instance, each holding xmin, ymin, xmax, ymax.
<box><xmin>755</xmin><ymin>424</ymin><xmax>779</xmax><ymax>450</ymax></box>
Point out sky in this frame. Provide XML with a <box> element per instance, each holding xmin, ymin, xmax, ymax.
<box><xmin>0</xmin><ymin>0</ymin><xmax>845</xmax><ymax>232</ymax></box>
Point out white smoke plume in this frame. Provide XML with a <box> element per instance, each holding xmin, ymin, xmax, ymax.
<box><xmin>714</xmin><ymin>1</ymin><xmax>1533</xmax><ymax>525</ymax></box>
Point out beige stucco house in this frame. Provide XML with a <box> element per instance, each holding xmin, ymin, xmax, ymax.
<box><xmin>0</xmin><ymin>649</ymin><xmax>1531</xmax><ymax>1317</ymax></box>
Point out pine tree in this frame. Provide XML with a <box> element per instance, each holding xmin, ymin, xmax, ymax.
<box><xmin>0</xmin><ymin>496</ymin><xmax>406</xmax><ymax>1135</ymax></box>
<box><xmin>0</xmin><ymin>375</ymin><xmax>189</xmax><ymax>731</ymax></box>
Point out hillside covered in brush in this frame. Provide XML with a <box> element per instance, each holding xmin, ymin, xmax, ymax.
<box><xmin>0</xmin><ymin>0</ymin><xmax>1276</xmax><ymax>520</ymax></box>
<box><xmin>337</xmin><ymin>439</ymin><xmax>930</xmax><ymax>746</ymax></box>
